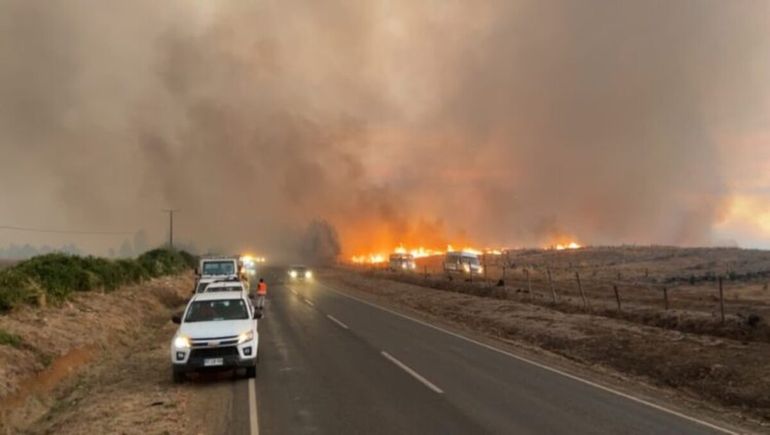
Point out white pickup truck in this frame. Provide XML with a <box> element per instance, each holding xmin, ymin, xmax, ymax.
<box><xmin>171</xmin><ymin>291</ymin><xmax>260</xmax><ymax>382</ymax></box>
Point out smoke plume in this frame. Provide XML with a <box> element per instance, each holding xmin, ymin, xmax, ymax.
<box><xmin>1</xmin><ymin>0</ymin><xmax>768</xmax><ymax>258</ymax></box>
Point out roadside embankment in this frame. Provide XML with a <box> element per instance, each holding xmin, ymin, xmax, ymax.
<box><xmin>0</xmin><ymin>249</ymin><xmax>196</xmax><ymax>432</ymax></box>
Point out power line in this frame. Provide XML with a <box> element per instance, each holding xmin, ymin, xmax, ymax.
<box><xmin>0</xmin><ymin>225</ymin><xmax>134</xmax><ymax>236</ymax></box>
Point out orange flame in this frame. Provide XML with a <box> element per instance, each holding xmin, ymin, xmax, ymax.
<box><xmin>553</xmin><ymin>241</ymin><xmax>582</xmax><ymax>250</ymax></box>
<box><xmin>350</xmin><ymin>243</ymin><xmax>506</xmax><ymax>264</ymax></box>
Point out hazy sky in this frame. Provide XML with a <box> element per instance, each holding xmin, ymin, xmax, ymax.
<box><xmin>0</xmin><ymin>0</ymin><xmax>769</xmax><ymax>257</ymax></box>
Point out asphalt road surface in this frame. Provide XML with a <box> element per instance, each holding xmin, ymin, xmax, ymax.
<box><xmin>223</xmin><ymin>272</ymin><xmax>734</xmax><ymax>435</ymax></box>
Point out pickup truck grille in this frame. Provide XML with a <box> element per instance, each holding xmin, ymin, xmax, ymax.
<box><xmin>190</xmin><ymin>346</ymin><xmax>239</xmax><ymax>359</ymax></box>
<box><xmin>190</xmin><ymin>336</ymin><xmax>239</xmax><ymax>348</ymax></box>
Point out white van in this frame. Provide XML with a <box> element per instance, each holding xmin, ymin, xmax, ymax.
<box><xmin>443</xmin><ymin>251</ymin><xmax>483</xmax><ymax>275</ymax></box>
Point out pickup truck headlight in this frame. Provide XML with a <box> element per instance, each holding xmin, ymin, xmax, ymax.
<box><xmin>305</xmin><ymin>271</ymin><xmax>312</xmax><ymax>278</ymax></box>
<box><xmin>238</xmin><ymin>330</ymin><xmax>254</xmax><ymax>344</ymax></box>
<box><xmin>174</xmin><ymin>335</ymin><xmax>191</xmax><ymax>349</ymax></box>
<box><xmin>289</xmin><ymin>270</ymin><xmax>298</xmax><ymax>278</ymax></box>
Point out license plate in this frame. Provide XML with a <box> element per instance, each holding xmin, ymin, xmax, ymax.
<box><xmin>204</xmin><ymin>358</ymin><xmax>224</xmax><ymax>367</ymax></box>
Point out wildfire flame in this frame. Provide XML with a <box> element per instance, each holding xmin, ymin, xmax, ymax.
<box><xmin>553</xmin><ymin>241</ymin><xmax>582</xmax><ymax>250</ymax></box>
<box><xmin>350</xmin><ymin>244</ymin><xmax>505</xmax><ymax>264</ymax></box>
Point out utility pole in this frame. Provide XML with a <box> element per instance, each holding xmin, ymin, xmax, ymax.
<box><xmin>162</xmin><ymin>209</ymin><xmax>179</xmax><ymax>248</ymax></box>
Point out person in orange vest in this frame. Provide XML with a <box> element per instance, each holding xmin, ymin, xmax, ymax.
<box><xmin>256</xmin><ymin>278</ymin><xmax>267</xmax><ymax>309</ymax></box>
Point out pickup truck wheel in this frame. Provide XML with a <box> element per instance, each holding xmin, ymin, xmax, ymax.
<box><xmin>246</xmin><ymin>366</ymin><xmax>257</xmax><ymax>378</ymax></box>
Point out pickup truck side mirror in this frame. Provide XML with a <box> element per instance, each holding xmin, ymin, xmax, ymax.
<box><xmin>171</xmin><ymin>314</ymin><xmax>182</xmax><ymax>324</ymax></box>
<box><xmin>194</xmin><ymin>268</ymin><xmax>200</xmax><ymax>276</ymax></box>
<box><xmin>253</xmin><ymin>310</ymin><xmax>263</xmax><ymax>320</ymax></box>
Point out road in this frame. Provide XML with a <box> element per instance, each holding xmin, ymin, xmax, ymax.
<box><xmin>223</xmin><ymin>273</ymin><xmax>733</xmax><ymax>434</ymax></box>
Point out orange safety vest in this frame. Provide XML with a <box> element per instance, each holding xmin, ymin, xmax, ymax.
<box><xmin>257</xmin><ymin>282</ymin><xmax>267</xmax><ymax>295</ymax></box>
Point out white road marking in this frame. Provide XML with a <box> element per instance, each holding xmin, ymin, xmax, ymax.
<box><xmin>304</xmin><ymin>298</ymin><xmax>315</xmax><ymax>307</ymax></box>
<box><xmin>326</xmin><ymin>314</ymin><xmax>349</xmax><ymax>330</ymax></box>
<box><xmin>318</xmin><ymin>282</ymin><xmax>738</xmax><ymax>435</ymax></box>
<box><xmin>381</xmin><ymin>351</ymin><xmax>444</xmax><ymax>394</ymax></box>
<box><xmin>248</xmin><ymin>377</ymin><xmax>259</xmax><ymax>435</ymax></box>
<box><xmin>288</xmin><ymin>287</ymin><xmax>298</xmax><ymax>296</ymax></box>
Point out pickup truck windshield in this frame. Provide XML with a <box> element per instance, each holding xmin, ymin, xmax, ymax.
<box><xmin>185</xmin><ymin>299</ymin><xmax>249</xmax><ymax>322</ymax></box>
<box><xmin>202</xmin><ymin>261</ymin><xmax>235</xmax><ymax>276</ymax></box>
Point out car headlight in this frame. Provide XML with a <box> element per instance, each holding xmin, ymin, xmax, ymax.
<box><xmin>174</xmin><ymin>335</ymin><xmax>191</xmax><ymax>349</ymax></box>
<box><xmin>463</xmin><ymin>264</ymin><xmax>471</xmax><ymax>272</ymax></box>
<box><xmin>238</xmin><ymin>330</ymin><xmax>254</xmax><ymax>344</ymax></box>
<box><xmin>478</xmin><ymin>267</ymin><xmax>484</xmax><ymax>274</ymax></box>
<box><xmin>305</xmin><ymin>271</ymin><xmax>312</xmax><ymax>278</ymax></box>
<box><xmin>289</xmin><ymin>270</ymin><xmax>297</xmax><ymax>278</ymax></box>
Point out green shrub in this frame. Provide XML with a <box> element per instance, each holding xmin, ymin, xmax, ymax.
<box><xmin>137</xmin><ymin>249</ymin><xmax>188</xmax><ymax>277</ymax></box>
<box><xmin>116</xmin><ymin>259</ymin><xmax>150</xmax><ymax>284</ymax></box>
<box><xmin>0</xmin><ymin>328</ymin><xmax>22</xmax><ymax>348</ymax></box>
<box><xmin>0</xmin><ymin>248</ymin><xmax>194</xmax><ymax>313</ymax></box>
<box><xmin>178</xmin><ymin>250</ymin><xmax>198</xmax><ymax>269</ymax></box>
<box><xmin>0</xmin><ymin>269</ymin><xmax>40</xmax><ymax>310</ymax></box>
<box><xmin>14</xmin><ymin>254</ymin><xmax>94</xmax><ymax>301</ymax></box>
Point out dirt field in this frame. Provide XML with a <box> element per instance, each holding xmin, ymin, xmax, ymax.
<box><xmin>0</xmin><ymin>272</ymin><xmax>206</xmax><ymax>433</ymax></box>
<box><xmin>325</xmin><ymin>258</ymin><xmax>770</xmax><ymax>429</ymax></box>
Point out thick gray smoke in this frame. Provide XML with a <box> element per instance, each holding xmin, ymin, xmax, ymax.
<box><xmin>0</xmin><ymin>0</ymin><xmax>768</xmax><ymax>257</ymax></box>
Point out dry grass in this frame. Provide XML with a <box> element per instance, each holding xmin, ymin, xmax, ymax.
<box><xmin>0</xmin><ymin>273</ymin><xmax>195</xmax><ymax>432</ymax></box>
<box><xmin>356</xmin><ymin>246</ymin><xmax>770</xmax><ymax>341</ymax></box>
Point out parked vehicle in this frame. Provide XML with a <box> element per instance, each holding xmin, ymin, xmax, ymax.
<box><xmin>198</xmin><ymin>256</ymin><xmax>239</xmax><ymax>278</ymax></box>
<box><xmin>443</xmin><ymin>251</ymin><xmax>483</xmax><ymax>276</ymax></box>
<box><xmin>194</xmin><ymin>256</ymin><xmax>240</xmax><ymax>295</ymax></box>
<box><xmin>171</xmin><ymin>291</ymin><xmax>260</xmax><ymax>383</ymax></box>
<box><xmin>202</xmin><ymin>280</ymin><xmax>248</xmax><ymax>295</ymax></box>
<box><xmin>389</xmin><ymin>253</ymin><xmax>416</xmax><ymax>271</ymax></box>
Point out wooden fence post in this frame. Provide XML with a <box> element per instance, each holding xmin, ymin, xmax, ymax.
<box><xmin>613</xmin><ymin>285</ymin><xmax>621</xmax><ymax>311</ymax></box>
<box><xmin>718</xmin><ymin>276</ymin><xmax>725</xmax><ymax>324</ymax></box>
<box><xmin>547</xmin><ymin>267</ymin><xmax>557</xmax><ymax>303</ymax></box>
<box><xmin>663</xmin><ymin>286</ymin><xmax>669</xmax><ymax>311</ymax></box>
<box><xmin>575</xmin><ymin>271</ymin><xmax>588</xmax><ymax>309</ymax></box>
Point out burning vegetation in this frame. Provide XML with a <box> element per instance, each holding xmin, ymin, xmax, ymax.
<box><xmin>349</xmin><ymin>239</ymin><xmax>581</xmax><ymax>265</ymax></box>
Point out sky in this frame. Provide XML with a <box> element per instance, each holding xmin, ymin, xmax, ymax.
<box><xmin>0</xmin><ymin>0</ymin><xmax>769</xmax><ymax>258</ymax></box>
